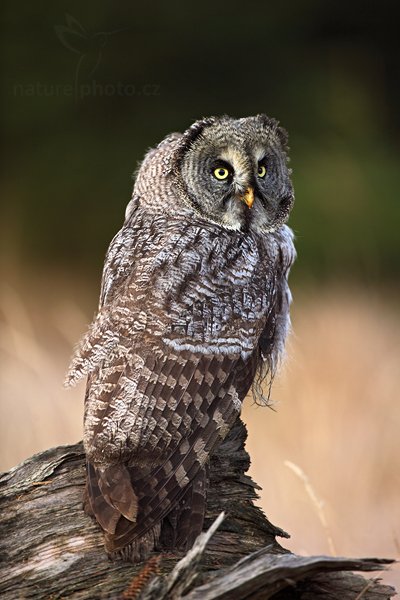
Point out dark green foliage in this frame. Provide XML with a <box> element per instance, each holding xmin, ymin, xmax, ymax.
<box><xmin>2</xmin><ymin>0</ymin><xmax>399</xmax><ymax>282</ymax></box>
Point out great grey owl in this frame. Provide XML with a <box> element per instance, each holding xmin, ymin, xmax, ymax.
<box><xmin>66</xmin><ymin>114</ymin><xmax>296</xmax><ymax>562</ymax></box>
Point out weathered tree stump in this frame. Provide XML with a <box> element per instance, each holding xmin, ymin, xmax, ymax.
<box><xmin>0</xmin><ymin>420</ymin><xmax>396</xmax><ymax>599</ymax></box>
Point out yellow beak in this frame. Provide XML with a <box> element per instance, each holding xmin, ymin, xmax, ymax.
<box><xmin>242</xmin><ymin>187</ymin><xmax>254</xmax><ymax>208</ymax></box>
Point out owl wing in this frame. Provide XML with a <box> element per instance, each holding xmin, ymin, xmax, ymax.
<box><xmin>66</xmin><ymin>225</ymin><xmax>260</xmax><ymax>557</ymax></box>
<box><xmin>100</xmin><ymin>349</ymin><xmax>256</xmax><ymax>554</ymax></box>
<box><xmin>83</xmin><ymin>338</ymin><xmax>254</xmax><ymax>555</ymax></box>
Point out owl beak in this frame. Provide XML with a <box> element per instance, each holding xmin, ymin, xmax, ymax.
<box><xmin>241</xmin><ymin>187</ymin><xmax>254</xmax><ymax>208</ymax></box>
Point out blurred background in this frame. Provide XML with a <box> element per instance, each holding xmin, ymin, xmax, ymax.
<box><xmin>1</xmin><ymin>0</ymin><xmax>399</xmax><ymax>590</ymax></box>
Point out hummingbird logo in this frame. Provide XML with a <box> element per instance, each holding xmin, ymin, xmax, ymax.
<box><xmin>55</xmin><ymin>14</ymin><xmax>125</xmax><ymax>89</ymax></box>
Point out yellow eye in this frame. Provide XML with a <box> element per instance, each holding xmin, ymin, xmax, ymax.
<box><xmin>213</xmin><ymin>167</ymin><xmax>230</xmax><ymax>180</ymax></box>
<box><xmin>258</xmin><ymin>164</ymin><xmax>267</xmax><ymax>178</ymax></box>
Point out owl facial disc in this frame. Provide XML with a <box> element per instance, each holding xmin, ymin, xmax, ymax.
<box><xmin>174</xmin><ymin>114</ymin><xmax>294</xmax><ymax>233</ymax></box>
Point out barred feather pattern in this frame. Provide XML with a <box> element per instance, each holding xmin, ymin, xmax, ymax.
<box><xmin>66</xmin><ymin>115</ymin><xmax>296</xmax><ymax>562</ymax></box>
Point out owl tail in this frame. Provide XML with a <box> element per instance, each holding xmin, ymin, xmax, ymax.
<box><xmin>85</xmin><ymin>462</ymin><xmax>160</xmax><ymax>562</ymax></box>
<box><xmin>85</xmin><ymin>461</ymin><xmax>208</xmax><ymax>561</ymax></box>
<box><xmin>85</xmin><ymin>462</ymin><xmax>139</xmax><ymax>536</ymax></box>
<box><xmin>107</xmin><ymin>466</ymin><xmax>208</xmax><ymax>560</ymax></box>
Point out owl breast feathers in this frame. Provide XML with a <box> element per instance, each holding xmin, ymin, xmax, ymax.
<box><xmin>66</xmin><ymin>114</ymin><xmax>296</xmax><ymax>562</ymax></box>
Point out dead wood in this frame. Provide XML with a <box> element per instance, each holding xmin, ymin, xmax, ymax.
<box><xmin>0</xmin><ymin>420</ymin><xmax>396</xmax><ymax>599</ymax></box>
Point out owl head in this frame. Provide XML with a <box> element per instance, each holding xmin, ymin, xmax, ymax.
<box><xmin>170</xmin><ymin>114</ymin><xmax>294</xmax><ymax>233</ymax></box>
<box><xmin>132</xmin><ymin>115</ymin><xmax>294</xmax><ymax>234</ymax></box>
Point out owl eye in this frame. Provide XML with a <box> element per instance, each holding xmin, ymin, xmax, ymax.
<box><xmin>257</xmin><ymin>164</ymin><xmax>267</xmax><ymax>178</ymax></box>
<box><xmin>213</xmin><ymin>167</ymin><xmax>230</xmax><ymax>180</ymax></box>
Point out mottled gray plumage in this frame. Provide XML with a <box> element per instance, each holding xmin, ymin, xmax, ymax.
<box><xmin>66</xmin><ymin>114</ymin><xmax>296</xmax><ymax>562</ymax></box>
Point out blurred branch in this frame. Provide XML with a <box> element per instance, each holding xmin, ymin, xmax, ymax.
<box><xmin>0</xmin><ymin>420</ymin><xmax>396</xmax><ymax>599</ymax></box>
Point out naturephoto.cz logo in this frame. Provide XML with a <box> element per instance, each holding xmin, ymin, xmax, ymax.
<box><xmin>13</xmin><ymin>14</ymin><xmax>161</xmax><ymax>100</ymax></box>
<box><xmin>13</xmin><ymin>81</ymin><xmax>161</xmax><ymax>98</ymax></box>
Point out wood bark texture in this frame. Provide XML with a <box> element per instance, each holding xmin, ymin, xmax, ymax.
<box><xmin>0</xmin><ymin>419</ymin><xmax>396</xmax><ymax>599</ymax></box>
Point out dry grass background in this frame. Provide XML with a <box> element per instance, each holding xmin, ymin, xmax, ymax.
<box><xmin>0</xmin><ymin>276</ymin><xmax>399</xmax><ymax>589</ymax></box>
